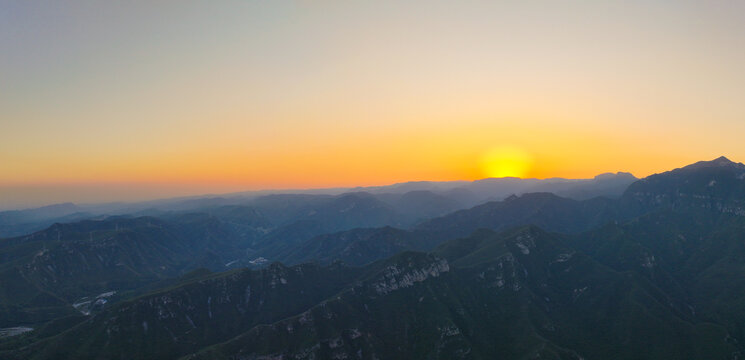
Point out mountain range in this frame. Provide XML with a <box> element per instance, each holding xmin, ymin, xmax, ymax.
<box><xmin>1</xmin><ymin>157</ymin><xmax>744</xmax><ymax>359</ymax></box>
<box><xmin>0</xmin><ymin>172</ymin><xmax>637</xmax><ymax>238</ymax></box>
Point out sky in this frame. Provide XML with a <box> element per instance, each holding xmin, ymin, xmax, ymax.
<box><xmin>2</xmin><ymin>1</ymin><xmax>745</xmax><ymax>209</ymax></box>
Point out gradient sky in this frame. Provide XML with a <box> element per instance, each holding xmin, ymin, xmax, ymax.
<box><xmin>2</xmin><ymin>1</ymin><xmax>745</xmax><ymax>209</ymax></box>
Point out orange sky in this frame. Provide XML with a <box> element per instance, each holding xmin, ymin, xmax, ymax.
<box><xmin>2</xmin><ymin>1</ymin><xmax>744</xmax><ymax>208</ymax></box>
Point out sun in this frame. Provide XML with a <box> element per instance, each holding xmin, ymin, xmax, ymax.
<box><xmin>481</xmin><ymin>146</ymin><xmax>533</xmax><ymax>178</ymax></box>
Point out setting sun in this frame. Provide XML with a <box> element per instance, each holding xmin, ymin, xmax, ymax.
<box><xmin>481</xmin><ymin>146</ymin><xmax>533</xmax><ymax>178</ymax></box>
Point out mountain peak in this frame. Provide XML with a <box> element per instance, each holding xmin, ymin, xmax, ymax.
<box><xmin>680</xmin><ymin>156</ymin><xmax>745</xmax><ymax>172</ymax></box>
<box><xmin>713</xmin><ymin>156</ymin><xmax>734</xmax><ymax>164</ymax></box>
<box><xmin>593</xmin><ymin>172</ymin><xmax>637</xmax><ymax>181</ymax></box>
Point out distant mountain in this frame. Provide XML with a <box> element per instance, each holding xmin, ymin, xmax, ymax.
<box><xmin>230</xmin><ymin>157</ymin><xmax>745</xmax><ymax>269</ymax></box>
<box><xmin>278</xmin><ymin>226</ymin><xmax>433</xmax><ymax>266</ymax></box>
<box><xmin>218</xmin><ymin>190</ymin><xmax>465</xmax><ymax>263</ymax></box>
<box><xmin>241</xmin><ymin>192</ymin><xmax>417</xmax><ymax>260</ymax></box>
<box><xmin>375</xmin><ymin>190</ymin><xmax>466</xmax><ymax>221</ymax></box>
<box><xmin>416</xmin><ymin>192</ymin><xmax>624</xmax><ymax>240</ymax></box>
<box><xmin>0</xmin><ymin>203</ymin><xmax>92</xmax><ymax>238</ymax></box>
<box><xmin>10</xmin><ymin>203</ymin><xmax>82</xmax><ymax>219</ymax></box>
<box><xmin>552</xmin><ymin>171</ymin><xmax>637</xmax><ymax>200</ymax></box>
<box><xmin>354</xmin><ymin>172</ymin><xmax>638</xmax><ymax>205</ymax></box>
<box><xmin>243</xmin><ymin>191</ymin><xmax>463</xmax><ymax>230</ymax></box>
<box><xmin>0</xmin><ymin>171</ymin><xmax>637</xmax><ymax>223</ymax></box>
<box><xmin>260</xmin><ymin>191</ymin><xmax>624</xmax><ymax>268</ymax></box>
<box><xmin>0</xmin><ymin>170</ymin><xmax>638</xmax><ymax>240</ymax></box>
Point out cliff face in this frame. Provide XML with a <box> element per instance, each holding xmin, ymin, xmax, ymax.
<box><xmin>182</xmin><ymin>226</ymin><xmax>737</xmax><ymax>360</ymax></box>
<box><xmin>10</xmin><ymin>263</ymin><xmax>361</xmax><ymax>360</ymax></box>
<box><xmin>370</xmin><ymin>255</ymin><xmax>449</xmax><ymax>296</ymax></box>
